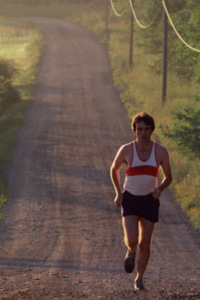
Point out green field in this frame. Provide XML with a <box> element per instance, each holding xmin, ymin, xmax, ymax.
<box><xmin>0</xmin><ymin>1</ymin><xmax>199</xmax><ymax>228</ymax></box>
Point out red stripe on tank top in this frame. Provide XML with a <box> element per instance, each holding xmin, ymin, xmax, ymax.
<box><xmin>126</xmin><ymin>165</ymin><xmax>159</xmax><ymax>177</ymax></box>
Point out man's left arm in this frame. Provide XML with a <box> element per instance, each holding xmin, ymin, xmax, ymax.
<box><xmin>153</xmin><ymin>146</ymin><xmax>172</xmax><ymax>198</ymax></box>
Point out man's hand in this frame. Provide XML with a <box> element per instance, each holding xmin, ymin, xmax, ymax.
<box><xmin>152</xmin><ymin>187</ymin><xmax>161</xmax><ymax>199</ymax></box>
<box><xmin>114</xmin><ymin>194</ymin><xmax>123</xmax><ymax>208</ymax></box>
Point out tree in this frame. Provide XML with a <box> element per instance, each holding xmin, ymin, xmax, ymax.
<box><xmin>135</xmin><ymin>0</ymin><xmax>200</xmax><ymax>81</ymax></box>
<box><xmin>160</xmin><ymin>97</ymin><xmax>200</xmax><ymax>158</ymax></box>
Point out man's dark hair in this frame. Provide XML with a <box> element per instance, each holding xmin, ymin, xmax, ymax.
<box><xmin>131</xmin><ymin>112</ymin><xmax>155</xmax><ymax>132</ymax></box>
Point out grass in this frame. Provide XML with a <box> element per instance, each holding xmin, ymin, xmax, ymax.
<box><xmin>0</xmin><ymin>1</ymin><xmax>199</xmax><ymax>228</ymax></box>
<box><xmin>0</xmin><ymin>16</ymin><xmax>44</xmax><ymax>212</ymax></box>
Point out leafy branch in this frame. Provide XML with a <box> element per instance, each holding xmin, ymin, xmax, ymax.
<box><xmin>160</xmin><ymin>97</ymin><xmax>200</xmax><ymax>158</ymax></box>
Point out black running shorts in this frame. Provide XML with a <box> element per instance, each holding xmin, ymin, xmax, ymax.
<box><xmin>121</xmin><ymin>190</ymin><xmax>160</xmax><ymax>223</ymax></box>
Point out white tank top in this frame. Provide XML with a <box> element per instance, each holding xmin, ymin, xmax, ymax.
<box><xmin>123</xmin><ymin>141</ymin><xmax>159</xmax><ymax>195</ymax></box>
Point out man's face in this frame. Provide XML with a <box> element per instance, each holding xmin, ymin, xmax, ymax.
<box><xmin>134</xmin><ymin>121</ymin><xmax>153</xmax><ymax>141</ymax></box>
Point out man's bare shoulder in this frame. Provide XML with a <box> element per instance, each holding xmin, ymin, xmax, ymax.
<box><xmin>112</xmin><ymin>141</ymin><xmax>133</xmax><ymax>168</ymax></box>
<box><xmin>116</xmin><ymin>141</ymin><xmax>133</xmax><ymax>167</ymax></box>
<box><xmin>156</xmin><ymin>142</ymin><xmax>168</xmax><ymax>153</ymax></box>
<box><xmin>119</xmin><ymin>141</ymin><xmax>133</xmax><ymax>154</ymax></box>
<box><xmin>155</xmin><ymin>142</ymin><xmax>169</xmax><ymax>162</ymax></box>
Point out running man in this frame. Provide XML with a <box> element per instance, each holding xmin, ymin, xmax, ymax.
<box><xmin>110</xmin><ymin>112</ymin><xmax>172</xmax><ymax>290</ymax></box>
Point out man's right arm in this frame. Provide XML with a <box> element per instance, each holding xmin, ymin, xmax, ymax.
<box><xmin>110</xmin><ymin>146</ymin><xmax>126</xmax><ymax>208</ymax></box>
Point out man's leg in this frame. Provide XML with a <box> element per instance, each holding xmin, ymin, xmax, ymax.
<box><xmin>135</xmin><ymin>217</ymin><xmax>155</xmax><ymax>282</ymax></box>
<box><xmin>122</xmin><ymin>215</ymin><xmax>139</xmax><ymax>253</ymax></box>
<box><xmin>122</xmin><ymin>215</ymin><xmax>139</xmax><ymax>273</ymax></box>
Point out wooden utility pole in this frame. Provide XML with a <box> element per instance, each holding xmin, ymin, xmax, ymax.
<box><xmin>105</xmin><ymin>0</ymin><xmax>109</xmax><ymax>32</ymax></box>
<box><xmin>129</xmin><ymin>0</ymin><xmax>134</xmax><ymax>68</ymax></box>
<box><xmin>162</xmin><ymin>0</ymin><xmax>168</xmax><ymax>104</ymax></box>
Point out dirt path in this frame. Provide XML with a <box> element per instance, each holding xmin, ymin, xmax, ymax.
<box><xmin>0</xmin><ymin>18</ymin><xmax>199</xmax><ymax>300</ymax></box>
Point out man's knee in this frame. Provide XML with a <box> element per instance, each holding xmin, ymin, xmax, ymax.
<box><xmin>139</xmin><ymin>239</ymin><xmax>151</xmax><ymax>252</ymax></box>
<box><xmin>124</xmin><ymin>235</ymin><xmax>138</xmax><ymax>250</ymax></box>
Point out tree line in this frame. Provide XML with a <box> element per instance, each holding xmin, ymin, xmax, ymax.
<box><xmin>135</xmin><ymin>0</ymin><xmax>200</xmax><ymax>82</ymax></box>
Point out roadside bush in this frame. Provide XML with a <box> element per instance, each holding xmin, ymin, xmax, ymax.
<box><xmin>160</xmin><ymin>97</ymin><xmax>200</xmax><ymax>159</ymax></box>
<box><xmin>0</xmin><ymin>59</ymin><xmax>17</xmax><ymax>80</ymax></box>
<box><xmin>0</xmin><ymin>59</ymin><xmax>20</xmax><ymax>109</ymax></box>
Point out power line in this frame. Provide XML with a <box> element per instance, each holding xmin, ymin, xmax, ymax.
<box><xmin>110</xmin><ymin>0</ymin><xmax>123</xmax><ymax>17</ymax></box>
<box><xmin>162</xmin><ymin>0</ymin><xmax>200</xmax><ymax>53</ymax></box>
<box><xmin>129</xmin><ymin>0</ymin><xmax>161</xmax><ymax>29</ymax></box>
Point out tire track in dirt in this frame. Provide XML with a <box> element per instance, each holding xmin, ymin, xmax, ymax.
<box><xmin>0</xmin><ymin>18</ymin><xmax>199</xmax><ymax>299</ymax></box>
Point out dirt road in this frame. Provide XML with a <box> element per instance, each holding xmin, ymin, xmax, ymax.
<box><xmin>0</xmin><ymin>18</ymin><xmax>199</xmax><ymax>300</ymax></box>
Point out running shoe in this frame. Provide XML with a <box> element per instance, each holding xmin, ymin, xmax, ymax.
<box><xmin>124</xmin><ymin>250</ymin><xmax>135</xmax><ymax>273</ymax></box>
<box><xmin>134</xmin><ymin>279</ymin><xmax>145</xmax><ymax>291</ymax></box>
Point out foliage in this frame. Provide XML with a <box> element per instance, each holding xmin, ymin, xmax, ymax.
<box><xmin>0</xmin><ymin>59</ymin><xmax>17</xmax><ymax>80</ymax></box>
<box><xmin>160</xmin><ymin>97</ymin><xmax>200</xmax><ymax>158</ymax></box>
<box><xmin>170</xmin><ymin>0</ymin><xmax>200</xmax><ymax>81</ymax></box>
<box><xmin>0</xmin><ymin>18</ymin><xmax>43</xmax><ymax>214</ymax></box>
<box><xmin>0</xmin><ymin>59</ymin><xmax>20</xmax><ymax>109</ymax></box>
<box><xmin>134</xmin><ymin>0</ymin><xmax>200</xmax><ymax>81</ymax></box>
